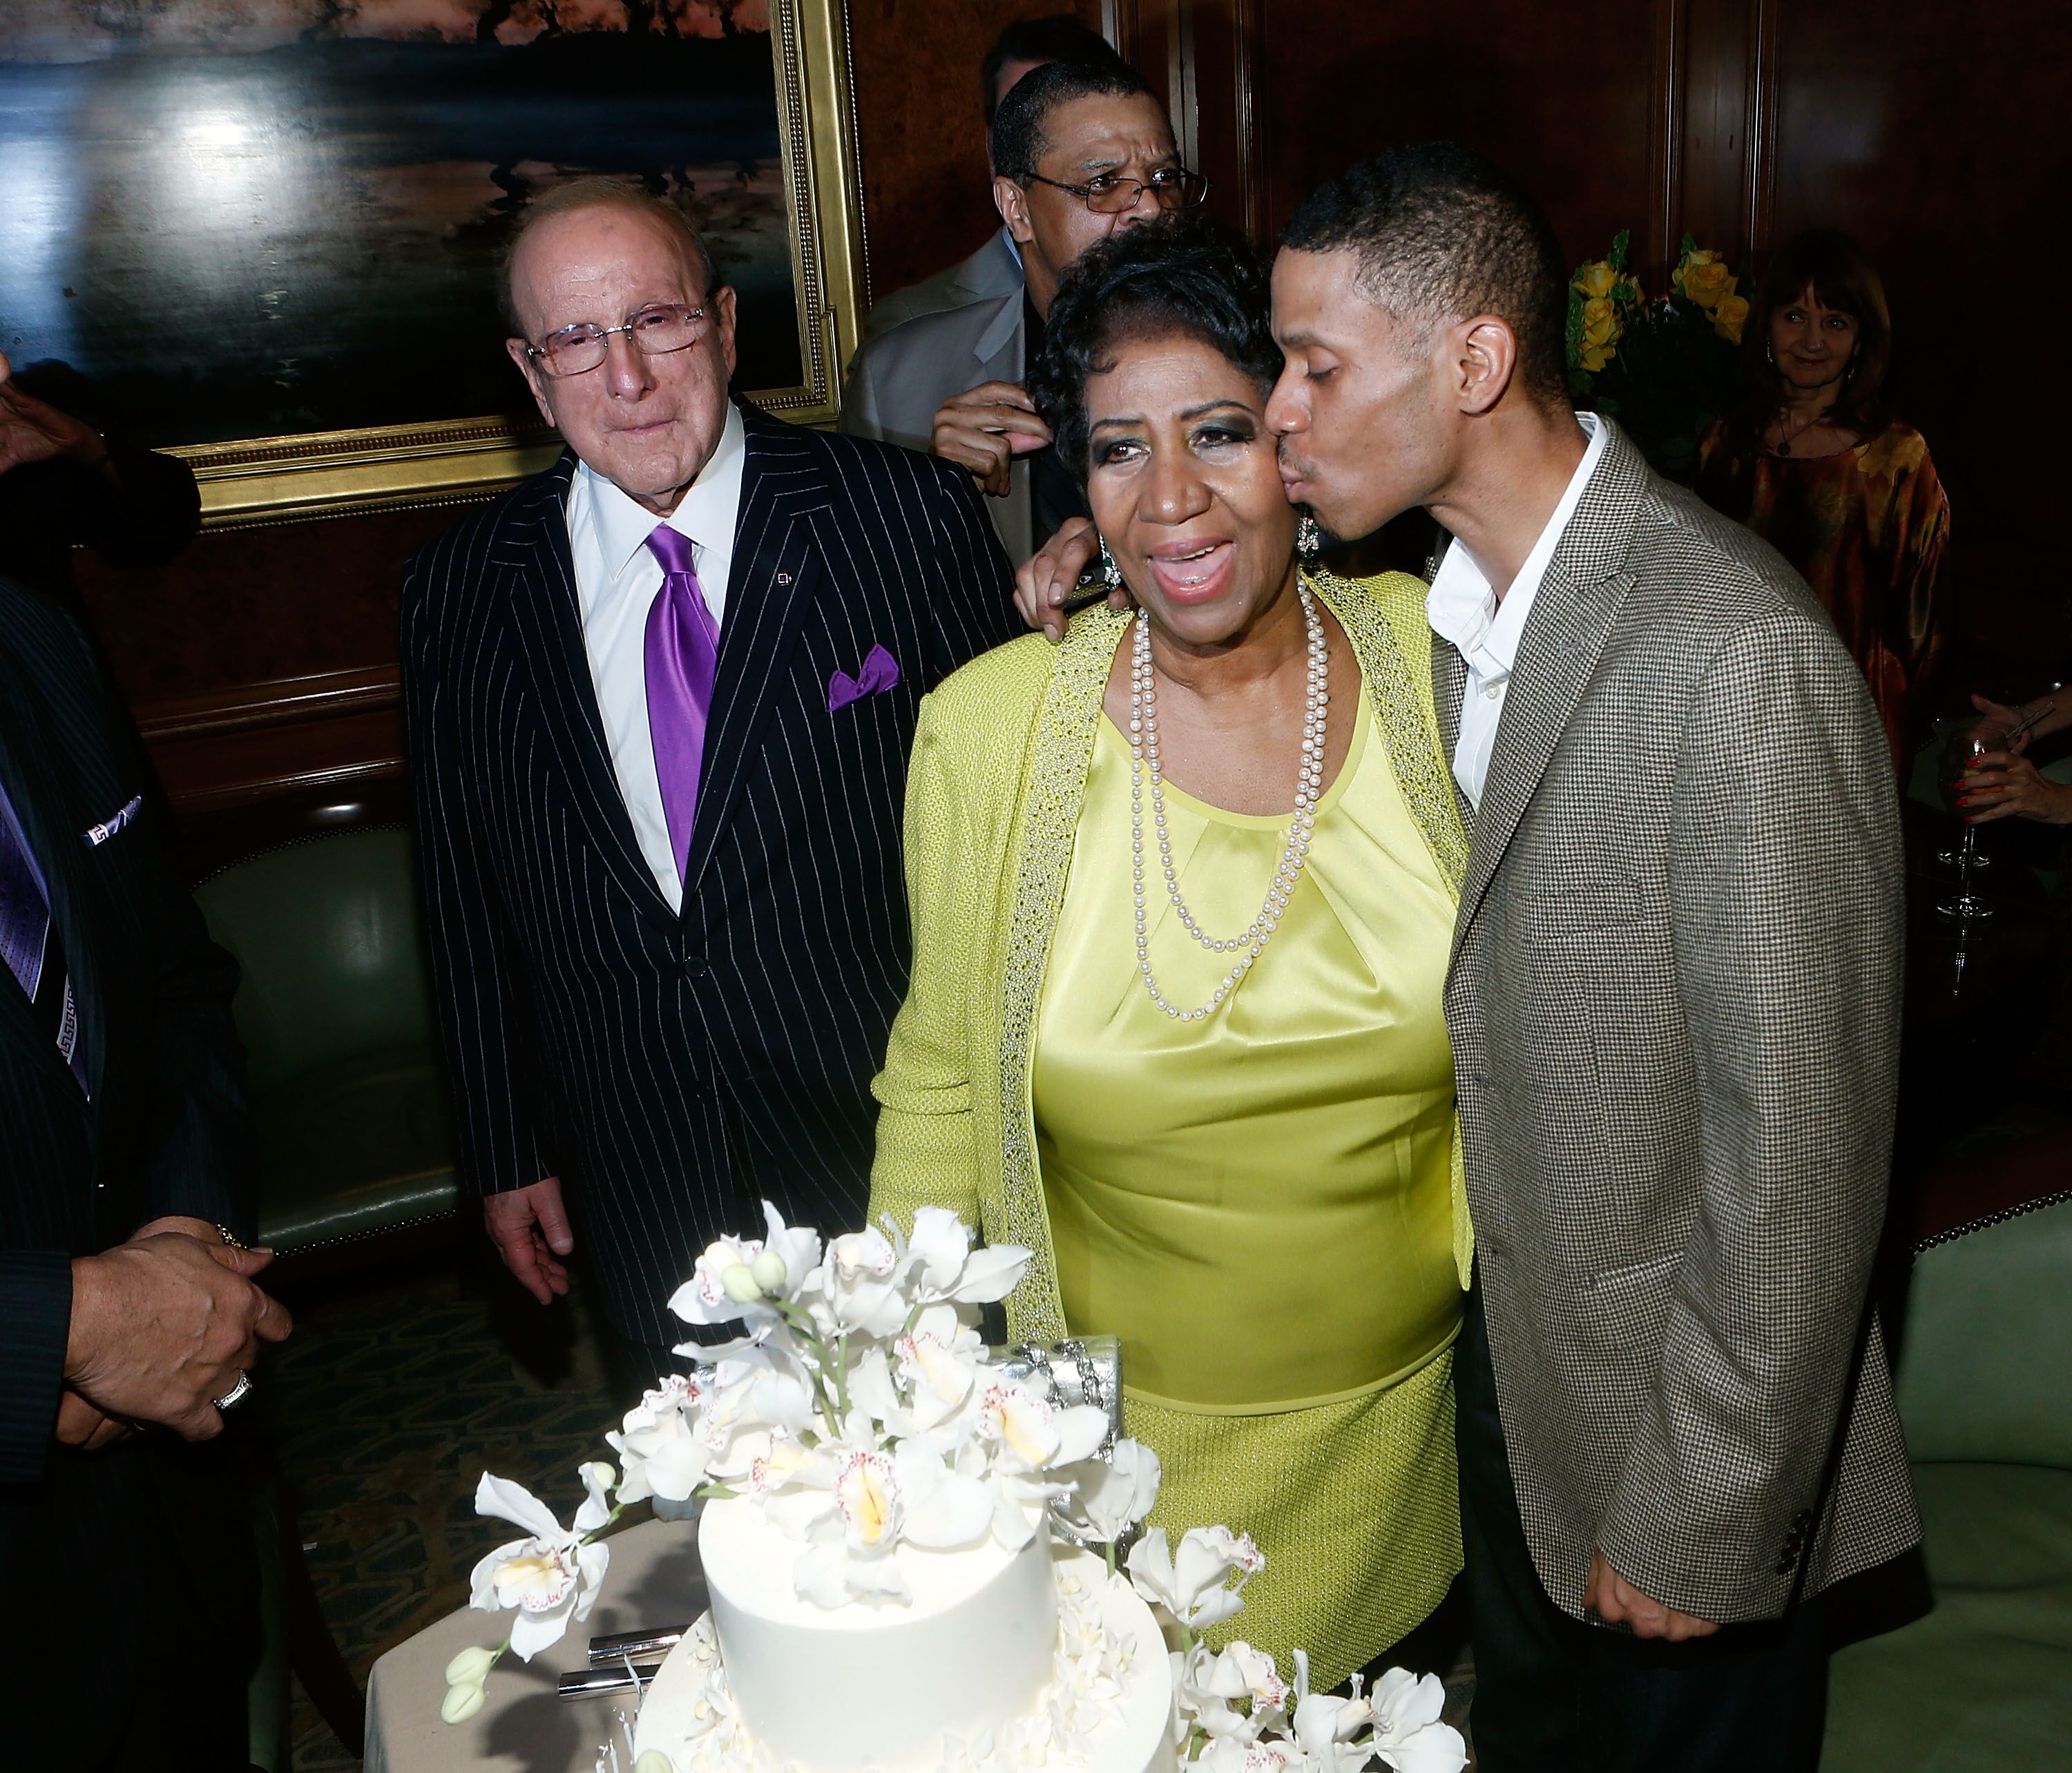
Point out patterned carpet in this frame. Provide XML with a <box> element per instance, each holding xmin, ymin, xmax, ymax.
<box><xmin>270</xmin><ymin>1243</ymin><xmax>629</xmax><ymax>1771</ymax></box>
<box><xmin>269</xmin><ymin>1244</ymin><xmax>1475</xmax><ymax>1770</ymax></box>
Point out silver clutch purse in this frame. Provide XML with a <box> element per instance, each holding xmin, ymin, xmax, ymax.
<box><xmin>983</xmin><ymin>1334</ymin><xmax>1123</xmax><ymax>1456</ymax></box>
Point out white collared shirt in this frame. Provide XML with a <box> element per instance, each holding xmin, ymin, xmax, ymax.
<box><xmin>564</xmin><ymin>401</ymin><xmax>747</xmax><ymax>910</ymax></box>
<box><xmin>1426</xmin><ymin>412</ymin><xmax>1607</xmax><ymax>809</ymax></box>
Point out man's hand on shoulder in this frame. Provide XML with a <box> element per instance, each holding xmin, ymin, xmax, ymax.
<box><xmin>1584</xmin><ymin>1549</ymin><xmax>1720</xmax><ymax>1642</ymax></box>
<box><xmin>1015</xmin><ymin>516</ymin><xmax>1121</xmax><ymax>643</ymax></box>
<box><xmin>483</xmin><ymin>1176</ymin><xmax>575</xmax><ymax>1306</ymax></box>
<box><xmin>65</xmin><ymin>1231</ymin><xmax>292</xmax><ymax>1441</ymax></box>
<box><xmin>932</xmin><ymin>381</ymin><xmax>1053</xmax><ymax>499</ymax></box>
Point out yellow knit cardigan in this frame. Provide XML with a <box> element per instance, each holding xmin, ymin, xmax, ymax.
<box><xmin>870</xmin><ymin>566</ymin><xmax>1468</xmax><ymax>1315</ymax></box>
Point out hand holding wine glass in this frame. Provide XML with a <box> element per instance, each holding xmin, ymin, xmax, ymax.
<box><xmin>1936</xmin><ymin>725</ymin><xmax>1994</xmax><ymax>920</ymax></box>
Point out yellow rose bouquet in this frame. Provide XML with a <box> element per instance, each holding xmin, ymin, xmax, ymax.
<box><xmin>1567</xmin><ymin>230</ymin><xmax>1752</xmax><ymax>481</ymax></box>
<box><xmin>1564</xmin><ymin>231</ymin><xmax>1643</xmax><ymax>375</ymax></box>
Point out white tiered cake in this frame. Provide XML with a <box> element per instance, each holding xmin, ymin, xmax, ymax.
<box><xmin>631</xmin><ymin>1499</ymin><xmax>1176</xmax><ymax>1773</ymax></box>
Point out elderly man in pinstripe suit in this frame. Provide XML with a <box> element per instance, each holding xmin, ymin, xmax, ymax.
<box><xmin>403</xmin><ymin>183</ymin><xmax>1017</xmax><ymax>1384</ymax></box>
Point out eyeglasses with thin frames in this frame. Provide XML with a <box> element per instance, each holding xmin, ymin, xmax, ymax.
<box><xmin>1021</xmin><ymin>166</ymin><xmax>1210</xmax><ymax>215</ymax></box>
<box><xmin>524</xmin><ymin>303</ymin><xmax>708</xmax><ymax>378</ymax></box>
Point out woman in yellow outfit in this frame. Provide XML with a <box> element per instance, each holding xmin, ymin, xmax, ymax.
<box><xmin>868</xmin><ymin>216</ymin><xmax>1468</xmax><ymax>1687</ymax></box>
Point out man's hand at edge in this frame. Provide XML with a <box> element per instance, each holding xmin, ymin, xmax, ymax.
<box><xmin>65</xmin><ymin>1234</ymin><xmax>291</xmax><ymax>1441</ymax></box>
<box><xmin>57</xmin><ymin>1217</ymin><xmax>265</xmax><ymax>1448</ymax></box>
<box><xmin>932</xmin><ymin>381</ymin><xmax>1052</xmax><ymax>499</ymax></box>
<box><xmin>483</xmin><ymin>1176</ymin><xmax>574</xmax><ymax>1306</ymax></box>
<box><xmin>1584</xmin><ymin>1549</ymin><xmax>1720</xmax><ymax>1642</ymax></box>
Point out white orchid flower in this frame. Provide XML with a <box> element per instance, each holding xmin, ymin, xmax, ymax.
<box><xmin>1209</xmin><ymin>1641</ymin><xmax>1289</xmax><ymax>1717</ymax></box>
<box><xmin>1056</xmin><ymin>1436</ymin><xmax>1162</xmax><ymax>1544</ymax></box>
<box><xmin>892</xmin><ymin>1436</ymin><xmax>995</xmax><ymax>1550</ymax></box>
<box><xmin>669</xmin><ymin>1200</ymin><xmax>821</xmax><ymax>1326</ymax></box>
<box><xmin>895</xmin><ymin>1304</ymin><xmax>986</xmax><ymax>1430</ymax></box>
<box><xmin>1127</xmin><ymin>1525</ymin><xmax>1260</xmax><ymax>1633</ymax></box>
<box><xmin>902</xmin><ymin>1207</ymin><xmax>1031</xmax><ymax>1310</ymax></box>
<box><xmin>810</xmin><ymin>1225</ymin><xmax>911</xmax><ymax>1337</ymax></box>
<box><xmin>847</xmin><ymin>1343</ymin><xmax>908</xmax><ymax>1430</ymax></box>
<box><xmin>793</xmin><ymin>1444</ymin><xmax>912</xmax><ymax>1607</ymax></box>
<box><xmin>606</xmin><ymin>1374</ymin><xmax>713</xmax><ymax>1505</ymax></box>
<box><xmin>979</xmin><ymin>1381</ymin><xmax>1109</xmax><ymax>1473</ymax></box>
<box><xmin>1172</xmin><ymin>1638</ymin><xmax>1261</xmax><ymax>1745</ymax></box>
<box><xmin>467</xmin><ymin>1466</ymin><xmax>614</xmax><ymax>1661</ymax></box>
<box><xmin>1193</xmin><ymin>1738</ymin><xmax>1298</xmax><ymax>1773</ymax></box>
<box><xmin>968</xmin><ymin>1380</ymin><xmax>1110</xmax><ymax>1547</ymax></box>
<box><xmin>1365</xmin><ymin>1669</ymin><xmax>1466</xmax><ymax>1773</ymax></box>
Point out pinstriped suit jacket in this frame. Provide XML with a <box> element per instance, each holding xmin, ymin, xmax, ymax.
<box><xmin>401</xmin><ymin>405</ymin><xmax>1018</xmax><ymax>1344</ymax></box>
<box><xmin>1438</xmin><ymin>421</ymin><xmax>1919</xmax><ymax>1625</ymax></box>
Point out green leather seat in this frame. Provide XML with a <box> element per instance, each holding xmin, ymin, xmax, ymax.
<box><xmin>1822</xmin><ymin>1198</ymin><xmax>2072</xmax><ymax>1769</ymax></box>
<box><xmin>195</xmin><ymin>827</ymin><xmax>459</xmax><ymax>1255</ymax></box>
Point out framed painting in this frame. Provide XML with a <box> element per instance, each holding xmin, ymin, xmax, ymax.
<box><xmin>0</xmin><ymin>0</ymin><xmax>865</xmax><ymax>528</ymax></box>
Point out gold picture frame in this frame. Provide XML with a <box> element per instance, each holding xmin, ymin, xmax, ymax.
<box><xmin>162</xmin><ymin>0</ymin><xmax>866</xmax><ymax>531</ymax></box>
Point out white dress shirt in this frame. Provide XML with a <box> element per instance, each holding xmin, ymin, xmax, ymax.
<box><xmin>1426</xmin><ymin>412</ymin><xmax>1608</xmax><ymax>809</ymax></box>
<box><xmin>564</xmin><ymin>401</ymin><xmax>747</xmax><ymax>910</ymax></box>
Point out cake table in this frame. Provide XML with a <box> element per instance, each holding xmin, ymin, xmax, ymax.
<box><xmin>364</xmin><ymin>1515</ymin><xmax>704</xmax><ymax>1773</ymax></box>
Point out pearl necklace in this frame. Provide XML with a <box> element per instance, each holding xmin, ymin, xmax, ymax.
<box><xmin>1128</xmin><ymin>580</ymin><xmax>1329</xmax><ymax>1021</ymax></box>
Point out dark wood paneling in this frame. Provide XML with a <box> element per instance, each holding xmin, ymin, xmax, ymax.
<box><xmin>845</xmin><ymin>0</ymin><xmax>1107</xmax><ymax>304</ymax></box>
<box><xmin>1764</xmin><ymin>0</ymin><xmax>2072</xmax><ymax>682</ymax></box>
<box><xmin>1249</xmin><ymin>0</ymin><xmax>1671</xmax><ymax>271</ymax></box>
<box><xmin>73</xmin><ymin>503</ymin><xmax>454</xmax><ymax>836</ymax></box>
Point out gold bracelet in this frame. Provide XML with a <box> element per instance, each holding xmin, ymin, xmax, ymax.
<box><xmin>213</xmin><ymin>1223</ymin><xmax>247</xmax><ymax>1251</ymax></box>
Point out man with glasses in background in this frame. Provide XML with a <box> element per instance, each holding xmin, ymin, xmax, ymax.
<box><xmin>841</xmin><ymin>56</ymin><xmax>1205</xmax><ymax>561</ymax></box>
<box><xmin>401</xmin><ymin>182</ymin><xmax>1017</xmax><ymax>1392</ymax></box>
<box><xmin>852</xmin><ymin>14</ymin><xmax>1124</xmax><ymax>347</ymax></box>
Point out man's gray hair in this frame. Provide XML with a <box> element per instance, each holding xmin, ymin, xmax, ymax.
<box><xmin>500</xmin><ymin>178</ymin><xmax>722</xmax><ymax>338</ymax></box>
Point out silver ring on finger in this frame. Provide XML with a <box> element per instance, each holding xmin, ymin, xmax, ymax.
<box><xmin>212</xmin><ymin>1368</ymin><xmax>254</xmax><ymax>1412</ymax></box>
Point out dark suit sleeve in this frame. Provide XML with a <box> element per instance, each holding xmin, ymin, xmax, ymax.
<box><xmin>1598</xmin><ymin>605</ymin><xmax>1903</xmax><ymax>1608</ymax></box>
<box><xmin>0</xmin><ymin>1252</ymin><xmax>70</xmax><ymax>1482</ymax></box>
<box><xmin>44</xmin><ymin>606</ymin><xmax>251</xmax><ymax>1236</ymax></box>
<box><xmin>921</xmin><ymin>454</ymin><xmax>1019</xmax><ymax>680</ymax></box>
<box><xmin>136</xmin><ymin>844</ymin><xmax>253</xmax><ymax>1236</ymax></box>
<box><xmin>83</xmin><ymin>443</ymin><xmax>202</xmax><ymax>571</ymax></box>
<box><xmin>400</xmin><ymin>546</ymin><xmax>544</xmax><ymax>1200</ymax></box>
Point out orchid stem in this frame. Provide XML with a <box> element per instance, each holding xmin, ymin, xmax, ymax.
<box><xmin>579</xmin><ymin>1503</ymin><xmax>629</xmax><ymax>1544</ymax></box>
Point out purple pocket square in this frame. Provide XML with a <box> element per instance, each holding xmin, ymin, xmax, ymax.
<box><xmin>827</xmin><ymin>644</ymin><xmax>901</xmax><ymax>713</ymax></box>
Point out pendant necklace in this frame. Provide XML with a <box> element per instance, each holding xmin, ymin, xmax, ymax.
<box><xmin>1774</xmin><ymin>403</ymin><xmax>1832</xmax><ymax>457</ymax></box>
<box><xmin>1127</xmin><ymin>580</ymin><xmax>1329</xmax><ymax>1021</ymax></box>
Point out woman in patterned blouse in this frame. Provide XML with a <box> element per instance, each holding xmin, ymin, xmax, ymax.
<box><xmin>1696</xmin><ymin>230</ymin><xmax>1950</xmax><ymax>774</ymax></box>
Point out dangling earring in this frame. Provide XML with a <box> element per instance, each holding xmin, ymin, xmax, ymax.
<box><xmin>1296</xmin><ymin>510</ymin><xmax>1321</xmax><ymax>563</ymax></box>
<box><xmin>1100</xmin><ymin>537</ymin><xmax>1123</xmax><ymax>591</ymax></box>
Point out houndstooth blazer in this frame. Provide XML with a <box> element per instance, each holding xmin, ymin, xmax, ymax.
<box><xmin>1439</xmin><ymin>419</ymin><xmax>1920</xmax><ymax>1624</ymax></box>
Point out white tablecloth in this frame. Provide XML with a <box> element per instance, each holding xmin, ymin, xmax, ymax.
<box><xmin>364</xmin><ymin>1516</ymin><xmax>707</xmax><ymax>1773</ymax></box>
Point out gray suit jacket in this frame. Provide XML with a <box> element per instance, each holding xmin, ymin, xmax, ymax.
<box><xmin>1441</xmin><ymin>420</ymin><xmax>1919</xmax><ymax>1625</ymax></box>
<box><xmin>841</xmin><ymin>230</ymin><xmax>1033</xmax><ymax>562</ymax></box>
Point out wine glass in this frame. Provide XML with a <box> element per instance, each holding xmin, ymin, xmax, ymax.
<box><xmin>1934</xmin><ymin>707</ymin><xmax>2008</xmax><ymax>870</ymax></box>
<box><xmin>1935</xmin><ymin>726</ymin><xmax>1995</xmax><ymax>921</ymax></box>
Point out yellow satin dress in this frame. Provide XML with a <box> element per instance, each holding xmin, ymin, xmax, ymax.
<box><xmin>1033</xmin><ymin>684</ymin><xmax>1464</xmax><ymax>1680</ymax></box>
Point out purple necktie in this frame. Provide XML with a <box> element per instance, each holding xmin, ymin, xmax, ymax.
<box><xmin>0</xmin><ymin>783</ymin><xmax>88</xmax><ymax>1094</ymax></box>
<box><xmin>643</xmin><ymin>523</ymin><xmax>721</xmax><ymax>883</ymax></box>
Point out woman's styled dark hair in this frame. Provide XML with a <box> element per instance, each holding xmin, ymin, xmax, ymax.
<box><xmin>1729</xmin><ymin>228</ymin><xmax>1893</xmax><ymax>452</ymax></box>
<box><xmin>1029</xmin><ymin>214</ymin><xmax>1280</xmax><ymax>480</ymax></box>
